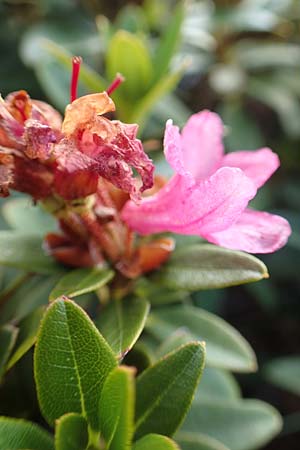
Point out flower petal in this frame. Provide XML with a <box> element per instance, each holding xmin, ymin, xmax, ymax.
<box><xmin>24</xmin><ymin>119</ymin><xmax>57</xmax><ymax>160</ymax></box>
<box><xmin>163</xmin><ymin>119</ymin><xmax>188</xmax><ymax>177</ymax></box>
<box><xmin>221</xmin><ymin>148</ymin><xmax>280</xmax><ymax>188</ymax></box>
<box><xmin>204</xmin><ymin>209</ymin><xmax>291</xmax><ymax>253</ymax></box>
<box><xmin>181</xmin><ymin>110</ymin><xmax>224</xmax><ymax>180</ymax></box>
<box><xmin>122</xmin><ymin>167</ymin><xmax>256</xmax><ymax>235</ymax></box>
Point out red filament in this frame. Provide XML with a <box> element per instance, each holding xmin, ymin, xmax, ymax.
<box><xmin>106</xmin><ymin>73</ymin><xmax>125</xmax><ymax>96</ymax></box>
<box><xmin>70</xmin><ymin>56</ymin><xmax>82</xmax><ymax>103</ymax></box>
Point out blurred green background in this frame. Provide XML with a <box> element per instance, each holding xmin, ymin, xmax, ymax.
<box><xmin>1</xmin><ymin>0</ymin><xmax>300</xmax><ymax>449</ymax></box>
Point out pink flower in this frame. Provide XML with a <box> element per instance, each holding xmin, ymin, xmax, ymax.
<box><xmin>122</xmin><ymin>111</ymin><xmax>291</xmax><ymax>253</ymax></box>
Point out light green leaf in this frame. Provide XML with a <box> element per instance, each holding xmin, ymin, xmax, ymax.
<box><xmin>44</xmin><ymin>40</ymin><xmax>107</xmax><ymax>92</ymax></box>
<box><xmin>2</xmin><ymin>198</ymin><xmax>57</xmax><ymax>236</ymax></box>
<box><xmin>96</xmin><ymin>297</ymin><xmax>150</xmax><ymax>358</ymax></box>
<box><xmin>154</xmin><ymin>244</ymin><xmax>268</xmax><ymax>290</ymax></box>
<box><xmin>34</xmin><ymin>298</ymin><xmax>116</xmax><ymax>429</ymax></box>
<box><xmin>0</xmin><ymin>231</ymin><xmax>60</xmax><ymax>274</ymax></box>
<box><xmin>49</xmin><ymin>268</ymin><xmax>114</xmax><ymax>301</ymax></box>
<box><xmin>129</xmin><ymin>68</ymin><xmax>184</xmax><ymax>130</ymax></box>
<box><xmin>264</xmin><ymin>356</ymin><xmax>300</xmax><ymax>396</ymax></box>
<box><xmin>133</xmin><ymin>433</ymin><xmax>180</xmax><ymax>450</ymax></box>
<box><xmin>106</xmin><ymin>30</ymin><xmax>153</xmax><ymax>100</ymax></box>
<box><xmin>179</xmin><ymin>399</ymin><xmax>282</xmax><ymax>450</ymax></box>
<box><xmin>0</xmin><ymin>416</ymin><xmax>54</xmax><ymax>450</ymax></box>
<box><xmin>135</xmin><ymin>342</ymin><xmax>205</xmax><ymax>439</ymax></box>
<box><xmin>147</xmin><ymin>305</ymin><xmax>257</xmax><ymax>372</ymax></box>
<box><xmin>194</xmin><ymin>367</ymin><xmax>241</xmax><ymax>403</ymax></box>
<box><xmin>0</xmin><ymin>324</ymin><xmax>18</xmax><ymax>378</ymax></box>
<box><xmin>152</xmin><ymin>1</ymin><xmax>184</xmax><ymax>83</ymax></box>
<box><xmin>99</xmin><ymin>366</ymin><xmax>135</xmax><ymax>449</ymax></box>
<box><xmin>6</xmin><ymin>307</ymin><xmax>45</xmax><ymax>371</ymax></box>
<box><xmin>55</xmin><ymin>413</ymin><xmax>88</xmax><ymax>450</ymax></box>
<box><xmin>176</xmin><ymin>432</ymin><xmax>230</xmax><ymax>450</ymax></box>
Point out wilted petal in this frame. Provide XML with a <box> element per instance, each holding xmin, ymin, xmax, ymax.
<box><xmin>13</xmin><ymin>156</ymin><xmax>54</xmax><ymax>199</ymax></box>
<box><xmin>222</xmin><ymin>148</ymin><xmax>280</xmax><ymax>188</ymax></box>
<box><xmin>24</xmin><ymin>119</ymin><xmax>57</xmax><ymax>160</ymax></box>
<box><xmin>122</xmin><ymin>167</ymin><xmax>257</xmax><ymax>235</ymax></box>
<box><xmin>0</xmin><ymin>154</ymin><xmax>13</xmax><ymax>197</ymax></box>
<box><xmin>31</xmin><ymin>100</ymin><xmax>62</xmax><ymax>133</ymax></box>
<box><xmin>62</xmin><ymin>92</ymin><xmax>115</xmax><ymax>136</ymax></box>
<box><xmin>0</xmin><ymin>96</ymin><xmax>24</xmax><ymax>147</ymax></box>
<box><xmin>181</xmin><ymin>110</ymin><xmax>224</xmax><ymax>180</ymax></box>
<box><xmin>5</xmin><ymin>90</ymin><xmax>32</xmax><ymax>123</ymax></box>
<box><xmin>54</xmin><ymin>169</ymin><xmax>99</xmax><ymax>200</ymax></box>
<box><xmin>204</xmin><ymin>209</ymin><xmax>291</xmax><ymax>253</ymax></box>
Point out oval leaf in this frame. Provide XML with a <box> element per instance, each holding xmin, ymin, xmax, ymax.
<box><xmin>180</xmin><ymin>399</ymin><xmax>282</xmax><ymax>450</ymax></box>
<box><xmin>106</xmin><ymin>30</ymin><xmax>153</xmax><ymax>100</ymax></box>
<box><xmin>176</xmin><ymin>432</ymin><xmax>230</xmax><ymax>450</ymax></box>
<box><xmin>0</xmin><ymin>324</ymin><xmax>18</xmax><ymax>378</ymax></box>
<box><xmin>154</xmin><ymin>244</ymin><xmax>268</xmax><ymax>290</ymax></box>
<box><xmin>0</xmin><ymin>416</ymin><xmax>54</xmax><ymax>450</ymax></box>
<box><xmin>34</xmin><ymin>298</ymin><xmax>117</xmax><ymax>429</ymax></box>
<box><xmin>96</xmin><ymin>297</ymin><xmax>150</xmax><ymax>358</ymax></box>
<box><xmin>133</xmin><ymin>434</ymin><xmax>180</xmax><ymax>450</ymax></box>
<box><xmin>49</xmin><ymin>268</ymin><xmax>115</xmax><ymax>301</ymax></box>
<box><xmin>264</xmin><ymin>356</ymin><xmax>300</xmax><ymax>396</ymax></box>
<box><xmin>55</xmin><ymin>413</ymin><xmax>88</xmax><ymax>450</ymax></box>
<box><xmin>99</xmin><ymin>366</ymin><xmax>135</xmax><ymax>449</ymax></box>
<box><xmin>148</xmin><ymin>305</ymin><xmax>257</xmax><ymax>372</ymax></box>
<box><xmin>0</xmin><ymin>231</ymin><xmax>60</xmax><ymax>274</ymax></box>
<box><xmin>135</xmin><ymin>342</ymin><xmax>206</xmax><ymax>439</ymax></box>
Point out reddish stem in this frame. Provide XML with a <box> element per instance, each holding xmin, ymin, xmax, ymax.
<box><xmin>70</xmin><ymin>56</ymin><xmax>82</xmax><ymax>103</ymax></box>
<box><xmin>106</xmin><ymin>73</ymin><xmax>125</xmax><ymax>95</ymax></box>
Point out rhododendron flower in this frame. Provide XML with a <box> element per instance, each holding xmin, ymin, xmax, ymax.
<box><xmin>122</xmin><ymin>111</ymin><xmax>291</xmax><ymax>253</ymax></box>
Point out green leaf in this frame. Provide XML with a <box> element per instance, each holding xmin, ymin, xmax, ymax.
<box><xmin>6</xmin><ymin>307</ymin><xmax>45</xmax><ymax>371</ymax></box>
<box><xmin>44</xmin><ymin>40</ymin><xmax>107</xmax><ymax>92</ymax></box>
<box><xmin>147</xmin><ymin>305</ymin><xmax>257</xmax><ymax>372</ymax></box>
<box><xmin>133</xmin><ymin>434</ymin><xmax>180</xmax><ymax>450</ymax></box>
<box><xmin>152</xmin><ymin>1</ymin><xmax>184</xmax><ymax>83</ymax></box>
<box><xmin>176</xmin><ymin>432</ymin><xmax>230</xmax><ymax>450</ymax></box>
<box><xmin>99</xmin><ymin>366</ymin><xmax>135</xmax><ymax>449</ymax></box>
<box><xmin>129</xmin><ymin>68</ymin><xmax>184</xmax><ymax>131</ymax></box>
<box><xmin>154</xmin><ymin>244</ymin><xmax>268</xmax><ymax>290</ymax></box>
<box><xmin>2</xmin><ymin>197</ymin><xmax>57</xmax><ymax>236</ymax></box>
<box><xmin>264</xmin><ymin>356</ymin><xmax>300</xmax><ymax>396</ymax></box>
<box><xmin>55</xmin><ymin>413</ymin><xmax>88</xmax><ymax>450</ymax></box>
<box><xmin>106</xmin><ymin>30</ymin><xmax>153</xmax><ymax>100</ymax></box>
<box><xmin>34</xmin><ymin>298</ymin><xmax>116</xmax><ymax>429</ymax></box>
<box><xmin>96</xmin><ymin>297</ymin><xmax>150</xmax><ymax>358</ymax></box>
<box><xmin>134</xmin><ymin>277</ymin><xmax>189</xmax><ymax>306</ymax></box>
<box><xmin>135</xmin><ymin>342</ymin><xmax>206</xmax><ymax>439</ymax></box>
<box><xmin>194</xmin><ymin>367</ymin><xmax>241</xmax><ymax>403</ymax></box>
<box><xmin>0</xmin><ymin>416</ymin><xmax>54</xmax><ymax>450</ymax></box>
<box><xmin>0</xmin><ymin>324</ymin><xmax>18</xmax><ymax>378</ymax></box>
<box><xmin>179</xmin><ymin>399</ymin><xmax>282</xmax><ymax>450</ymax></box>
<box><xmin>49</xmin><ymin>267</ymin><xmax>114</xmax><ymax>301</ymax></box>
<box><xmin>0</xmin><ymin>231</ymin><xmax>60</xmax><ymax>274</ymax></box>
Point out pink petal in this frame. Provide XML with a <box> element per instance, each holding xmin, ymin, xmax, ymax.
<box><xmin>122</xmin><ymin>167</ymin><xmax>256</xmax><ymax>235</ymax></box>
<box><xmin>163</xmin><ymin>120</ymin><xmax>188</xmax><ymax>177</ymax></box>
<box><xmin>204</xmin><ymin>209</ymin><xmax>291</xmax><ymax>253</ymax></box>
<box><xmin>24</xmin><ymin>119</ymin><xmax>57</xmax><ymax>160</ymax></box>
<box><xmin>221</xmin><ymin>148</ymin><xmax>280</xmax><ymax>188</ymax></box>
<box><xmin>181</xmin><ymin>110</ymin><xmax>224</xmax><ymax>180</ymax></box>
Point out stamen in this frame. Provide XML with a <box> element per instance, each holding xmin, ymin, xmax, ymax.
<box><xmin>70</xmin><ymin>56</ymin><xmax>82</xmax><ymax>103</ymax></box>
<box><xmin>106</xmin><ymin>73</ymin><xmax>125</xmax><ymax>96</ymax></box>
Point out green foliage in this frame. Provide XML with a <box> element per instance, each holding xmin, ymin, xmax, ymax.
<box><xmin>264</xmin><ymin>356</ymin><xmax>300</xmax><ymax>396</ymax></box>
<box><xmin>34</xmin><ymin>298</ymin><xmax>117</xmax><ymax>429</ymax></box>
<box><xmin>49</xmin><ymin>267</ymin><xmax>115</xmax><ymax>301</ymax></box>
<box><xmin>0</xmin><ymin>324</ymin><xmax>18</xmax><ymax>378</ymax></box>
<box><xmin>153</xmin><ymin>245</ymin><xmax>268</xmax><ymax>290</ymax></box>
<box><xmin>135</xmin><ymin>342</ymin><xmax>206</xmax><ymax>439</ymax></box>
<box><xmin>96</xmin><ymin>297</ymin><xmax>150</xmax><ymax>358</ymax></box>
<box><xmin>55</xmin><ymin>413</ymin><xmax>89</xmax><ymax>450</ymax></box>
<box><xmin>133</xmin><ymin>434</ymin><xmax>180</xmax><ymax>450</ymax></box>
<box><xmin>0</xmin><ymin>416</ymin><xmax>54</xmax><ymax>450</ymax></box>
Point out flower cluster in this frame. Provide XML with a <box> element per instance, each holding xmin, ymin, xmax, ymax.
<box><xmin>0</xmin><ymin>58</ymin><xmax>291</xmax><ymax>278</ymax></box>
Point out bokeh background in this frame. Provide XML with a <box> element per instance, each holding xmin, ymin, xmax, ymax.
<box><xmin>1</xmin><ymin>1</ymin><xmax>300</xmax><ymax>449</ymax></box>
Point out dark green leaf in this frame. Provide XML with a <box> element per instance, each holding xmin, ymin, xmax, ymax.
<box><xmin>154</xmin><ymin>244</ymin><xmax>268</xmax><ymax>290</ymax></box>
<box><xmin>55</xmin><ymin>413</ymin><xmax>88</xmax><ymax>450</ymax></box>
<box><xmin>0</xmin><ymin>416</ymin><xmax>54</xmax><ymax>450</ymax></box>
<box><xmin>135</xmin><ymin>342</ymin><xmax>205</xmax><ymax>439</ymax></box>
<box><xmin>0</xmin><ymin>324</ymin><xmax>18</xmax><ymax>378</ymax></box>
<box><xmin>34</xmin><ymin>298</ymin><xmax>116</xmax><ymax>429</ymax></box>
<box><xmin>133</xmin><ymin>433</ymin><xmax>180</xmax><ymax>450</ymax></box>
<box><xmin>96</xmin><ymin>297</ymin><xmax>150</xmax><ymax>358</ymax></box>
<box><xmin>147</xmin><ymin>305</ymin><xmax>257</xmax><ymax>372</ymax></box>
<box><xmin>49</xmin><ymin>267</ymin><xmax>114</xmax><ymax>301</ymax></box>
<box><xmin>0</xmin><ymin>231</ymin><xmax>60</xmax><ymax>274</ymax></box>
<box><xmin>99</xmin><ymin>366</ymin><xmax>135</xmax><ymax>449</ymax></box>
